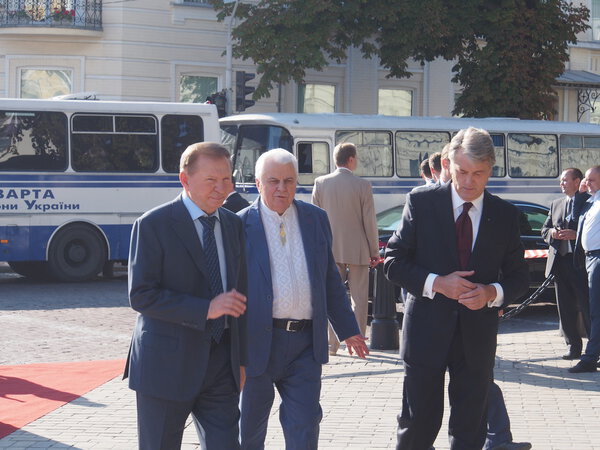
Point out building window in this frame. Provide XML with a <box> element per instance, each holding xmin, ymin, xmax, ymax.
<box><xmin>298</xmin><ymin>84</ymin><xmax>335</xmax><ymax>113</ymax></box>
<box><xmin>378</xmin><ymin>89</ymin><xmax>412</xmax><ymax>116</ymax></box>
<box><xmin>180</xmin><ymin>75</ymin><xmax>218</xmax><ymax>103</ymax></box>
<box><xmin>20</xmin><ymin>69</ymin><xmax>72</xmax><ymax>99</ymax></box>
<box><xmin>594</xmin><ymin>0</ymin><xmax>600</xmax><ymax>40</ymax></box>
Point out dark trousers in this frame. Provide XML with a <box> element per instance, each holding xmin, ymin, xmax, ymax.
<box><xmin>396</xmin><ymin>327</ymin><xmax>492</xmax><ymax>450</ymax></box>
<box><xmin>240</xmin><ymin>328</ymin><xmax>322</xmax><ymax>450</ymax></box>
<box><xmin>582</xmin><ymin>254</ymin><xmax>600</xmax><ymax>363</ymax></box>
<box><xmin>484</xmin><ymin>381</ymin><xmax>512</xmax><ymax>449</ymax></box>
<box><xmin>136</xmin><ymin>332</ymin><xmax>240</xmax><ymax>450</ymax></box>
<box><xmin>554</xmin><ymin>253</ymin><xmax>591</xmax><ymax>352</ymax></box>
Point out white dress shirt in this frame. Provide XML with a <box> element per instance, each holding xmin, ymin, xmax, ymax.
<box><xmin>582</xmin><ymin>191</ymin><xmax>600</xmax><ymax>252</ymax></box>
<box><xmin>259</xmin><ymin>199</ymin><xmax>313</xmax><ymax>320</ymax></box>
<box><xmin>422</xmin><ymin>186</ymin><xmax>504</xmax><ymax>307</ymax></box>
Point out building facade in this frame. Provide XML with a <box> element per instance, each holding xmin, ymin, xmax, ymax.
<box><xmin>1</xmin><ymin>0</ymin><xmax>600</xmax><ymax>122</ymax></box>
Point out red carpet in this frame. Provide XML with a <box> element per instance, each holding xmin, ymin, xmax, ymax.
<box><xmin>0</xmin><ymin>359</ymin><xmax>125</xmax><ymax>439</ymax></box>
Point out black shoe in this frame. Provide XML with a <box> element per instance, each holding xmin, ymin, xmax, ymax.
<box><xmin>562</xmin><ymin>350</ymin><xmax>582</xmax><ymax>360</ymax></box>
<box><xmin>568</xmin><ymin>360</ymin><xmax>597</xmax><ymax>373</ymax></box>
<box><xmin>489</xmin><ymin>442</ymin><xmax>532</xmax><ymax>450</ymax></box>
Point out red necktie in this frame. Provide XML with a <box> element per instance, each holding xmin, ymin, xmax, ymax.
<box><xmin>456</xmin><ymin>202</ymin><xmax>473</xmax><ymax>270</ymax></box>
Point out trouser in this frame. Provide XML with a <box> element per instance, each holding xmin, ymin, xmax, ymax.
<box><xmin>328</xmin><ymin>263</ymin><xmax>369</xmax><ymax>351</ymax></box>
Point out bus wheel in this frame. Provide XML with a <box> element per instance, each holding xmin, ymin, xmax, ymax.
<box><xmin>48</xmin><ymin>224</ymin><xmax>107</xmax><ymax>282</ymax></box>
<box><xmin>7</xmin><ymin>261</ymin><xmax>50</xmax><ymax>280</ymax></box>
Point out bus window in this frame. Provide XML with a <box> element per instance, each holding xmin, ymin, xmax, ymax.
<box><xmin>507</xmin><ymin>133</ymin><xmax>558</xmax><ymax>177</ymax></box>
<box><xmin>71</xmin><ymin>114</ymin><xmax>158</xmax><ymax>172</ymax></box>
<box><xmin>395</xmin><ymin>131</ymin><xmax>450</xmax><ymax>177</ymax></box>
<box><xmin>490</xmin><ymin>134</ymin><xmax>506</xmax><ymax>177</ymax></box>
<box><xmin>0</xmin><ymin>111</ymin><xmax>67</xmax><ymax>171</ymax></box>
<box><xmin>336</xmin><ymin>130</ymin><xmax>393</xmax><ymax>177</ymax></box>
<box><xmin>233</xmin><ymin>125</ymin><xmax>293</xmax><ymax>183</ymax></box>
<box><xmin>297</xmin><ymin>141</ymin><xmax>330</xmax><ymax>185</ymax></box>
<box><xmin>161</xmin><ymin>115</ymin><xmax>204</xmax><ymax>173</ymax></box>
<box><xmin>221</xmin><ymin>124</ymin><xmax>237</xmax><ymax>155</ymax></box>
<box><xmin>560</xmin><ymin>135</ymin><xmax>600</xmax><ymax>173</ymax></box>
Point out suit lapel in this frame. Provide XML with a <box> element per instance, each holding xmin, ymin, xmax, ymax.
<box><xmin>435</xmin><ymin>184</ymin><xmax>459</xmax><ymax>267</ymax></box>
<box><xmin>220</xmin><ymin>210</ymin><xmax>236</xmax><ymax>290</ymax></box>
<box><xmin>246</xmin><ymin>199</ymin><xmax>273</xmax><ymax>287</ymax></box>
<box><xmin>471</xmin><ymin>191</ymin><xmax>496</xmax><ymax>267</ymax></box>
<box><xmin>170</xmin><ymin>194</ymin><xmax>211</xmax><ymax>280</ymax></box>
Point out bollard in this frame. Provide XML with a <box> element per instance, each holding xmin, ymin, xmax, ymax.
<box><xmin>369</xmin><ymin>265</ymin><xmax>400</xmax><ymax>350</ymax></box>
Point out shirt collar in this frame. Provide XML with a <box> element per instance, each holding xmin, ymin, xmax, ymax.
<box><xmin>181</xmin><ymin>190</ymin><xmax>220</xmax><ymax>222</ymax></box>
<box><xmin>259</xmin><ymin>196</ymin><xmax>294</xmax><ymax>220</ymax></box>
<box><xmin>451</xmin><ymin>184</ymin><xmax>484</xmax><ymax>213</ymax></box>
<box><xmin>337</xmin><ymin>167</ymin><xmax>352</xmax><ymax>173</ymax></box>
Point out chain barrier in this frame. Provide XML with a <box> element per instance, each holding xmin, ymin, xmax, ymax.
<box><xmin>500</xmin><ymin>274</ymin><xmax>555</xmax><ymax>320</ymax></box>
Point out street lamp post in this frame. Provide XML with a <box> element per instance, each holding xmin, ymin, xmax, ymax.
<box><xmin>225</xmin><ymin>0</ymin><xmax>240</xmax><ymax>116</ymax></box>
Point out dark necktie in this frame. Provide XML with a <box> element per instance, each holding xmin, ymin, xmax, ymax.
<box><xmin>456</xmin><ymin>202</ymin><xmax>473</xmax><ymax>270</ymax></box>
<box><xmin>199</xmin><ymin>215</ymin><xmax>225</xmax><ymax>343</ymax></box>
<box><xmin>559</xmin><ymin>197</ymin><xmax>574</xmax><ymax>256</ymax></box>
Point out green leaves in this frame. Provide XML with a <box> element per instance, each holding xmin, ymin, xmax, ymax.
<box><xmin>211</xmin><ymin>0</ymin><xmax>589</xmax><ymax>118</ymax></box>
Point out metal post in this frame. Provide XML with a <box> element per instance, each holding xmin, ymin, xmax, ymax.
<box><xmin>369</xmin><ymin>266</ymin><xmax>400</xmax><ymax>350</ymax></box>
<box><xmin>225</xmin><ymin>0</ymin><xmax>240</xmax><ymax>116</ymax></box>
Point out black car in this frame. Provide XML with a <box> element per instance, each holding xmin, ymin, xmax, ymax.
<box><xmin>374</xmin><ymin>199</ymin><xmax>552</xmax><ymax>305</ymax></box>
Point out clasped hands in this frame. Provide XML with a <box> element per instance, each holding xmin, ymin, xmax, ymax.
<box><xmin>207</xmin><ymin>289</ymin><xmax>247</xmax><ymax>319</ymax></box>
<box><xmin>551</xmin><ymin>228</ymin><xmax>576</xmax><ymax>241</ymax></box>
<box><xmin>432</xmin><ymin>270</ymin><xmax>496</xmax><ymax>310</ymax></box>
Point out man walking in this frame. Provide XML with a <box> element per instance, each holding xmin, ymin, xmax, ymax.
<box><xmin>312</xmin><ymin>142</ymin><xmax>379</xmax><ymax>354</ymax></box>
<box><xmin>125</xmin><ymin>142</ymin><xmax>248</xmax><ymax>449</ymax></box>
<box><xmin>542</xmin><ymin>168</ymin><xmax>590</xmax><ymax>360</ymax></box>
<box><xmin>570</xmin><ymin>165</ymin><xmax>600</xmax><ymax>373</ymax></box>
<box><xmin>384</xmin><ymin>127</ymin><xmax>529</xmax><ymax>449</ymax></box>
<box><xmin>239</xmin><ymin>148</ymin><xmax>368</xmax><ymax>449</ymax></box>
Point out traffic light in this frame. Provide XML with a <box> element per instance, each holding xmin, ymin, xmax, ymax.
<box><xmin>235</xmin><ymin>71</ymin><xmax>255</xmax><ymax>112</ymax></box>
<box><xmin>206</xmin><ymin>90</ymin><xmax>227</xmax><ymax>118</ymax></box>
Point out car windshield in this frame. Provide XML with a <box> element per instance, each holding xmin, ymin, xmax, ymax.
<box><xmin>377</xmin><ymin>206</ymin><xmax>403</xmax><ymax>232</ymax></box>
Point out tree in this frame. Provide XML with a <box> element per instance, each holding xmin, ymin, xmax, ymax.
<box><xmin>211</xmin><ymin>0</ymin><xmax>589</xmax><ymax>119</ymax></box>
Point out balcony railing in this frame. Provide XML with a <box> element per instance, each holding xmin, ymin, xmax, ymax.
<box><xmin>0</xmin><ymin>0</ymin><xmax>102</xmax><ymax>30</ymax></box>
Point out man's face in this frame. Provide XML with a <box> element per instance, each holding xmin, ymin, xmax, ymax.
<box><xmin>179</xmin><ymin>155</ymin><xmax>232</xmax><ymax>215</ymax></box>
<box><xmin>450</xmin><ymin>149</ymin><xmax>492</xmax><ymax>202</ymax></box>
<box><xmin>585</xmin><ymin>168</ymin><xmax>600</xmax><ymax>195</ymax></box>
<box><xmin>559</xmin><ymin>170</ymin><xmax>580</xmax><ymax>197</ymax></box>
<box><xmin>256</xmin><ymin>160</ymin><xmax>297</xmax><ymax>215</ymax></box>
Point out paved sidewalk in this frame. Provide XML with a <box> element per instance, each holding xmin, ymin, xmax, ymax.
<box><xmin>2</xmin><ymin>313</ymin><xmax>600</xmax><ymax>449</ymax></box>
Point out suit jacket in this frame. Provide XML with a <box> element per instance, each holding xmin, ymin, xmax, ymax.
<box><xmin>223</xmin><ymin>191</ymin><xmax>250</xmax><ymax>213</ymax></box>
<box><xmin>541</xmin><ymin>191</ymin><xmax>590</xmax><ymax>277</ymax></box>
<box><xmin>124</xmin><ymin>193</ymin><xmax>248</xmax><ymax>402</ymax></box>
<box><xmin>239</xmin><ymin>198</ymin><xmax>360</xmax><ymax>377</ymax></box>
<box><xmin>312</xmin><ymin>168</ymin><xmax>379</xmax><ymax>265</ymax></box>
<box><xmin>574</xmin><ymin>195</ymin><xmax>595</xmax><ymax>269</ymax></box>
<box><xmin>383</xmin><ymin>183</ymin><xmax>528</xmax><ymax>371</ymax></box>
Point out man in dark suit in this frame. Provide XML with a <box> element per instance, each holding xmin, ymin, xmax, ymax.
<box><xmin>125</xmin><ymin>142</ymin><xmax>248</xmax><ymax>449</ymax></box>
<box><xmin>541</xmin><ymin>168</ymin><xmax>590</xmax><ymax>360</ymax></box>
<box><xmin>223</xmin><ymin>179</ymin><xmax>250</xmax><ymax>213</ymax></box>
<box><xmin>238</xmin><ymin>148</ymin><xmax>368</xmax><ymax>450</ymax></box>
<box><xmin>384</xmin><ymin>127</ymin><xmax>529</xmax><ymax>449</ymax></box>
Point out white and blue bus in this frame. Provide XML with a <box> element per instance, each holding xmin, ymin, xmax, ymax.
<box><xmin>220</xmin><ymin>113</ymin><xmax>600</xmax><ymax>213</ymax></box>
<box><xmin>0</xmin><ymin>98</ymin><xmax>220</xmax><ymax>281</ymax></box>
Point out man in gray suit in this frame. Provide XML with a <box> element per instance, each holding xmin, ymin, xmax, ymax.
<box><xmin>125</xmin><ymin>142</ymin><xmax>248</xmax><ymax>449</ymax></box>
<box><xmin>312</xmin><ymin>142</ymin><xmax>379</xmax><ymax>354</ymax></box>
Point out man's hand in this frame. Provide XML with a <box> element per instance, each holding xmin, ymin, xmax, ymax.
<box><xmin>432</xmin><ymin>271</ymin><xmax>476</xmax><ymax>300</ymax></box>
<box><xmin>555</xmin><ymin>228</ymin><xmax>577</xmax><ymax>241</ymax></box>
<box><xmin>458</xmin><ymin>284</ymin><xmax>496</xmax><ymax>310</ymax></box>
<box><xmin>207</xmin><ymin>289</ymin><xmax>247</xmax><ymax>319</ymax></box>
<box><xmin>369</xmin><ymin>256</ymin><xmax>380</xmax><ymax>268</ymax></box>
<box><xmin>344</xmin><ymin>334</ymin><xmax>369</xmax><ymax>359</ymax></box>
<box><xmin>240</xmin><ymin>366</ymin><xmax>246</xmax><ymax>391</ymax></box>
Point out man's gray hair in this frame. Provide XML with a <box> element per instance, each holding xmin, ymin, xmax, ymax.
<box><xmin>255</xmin><ymin>148</ymin><xmax>298</xmax><ymax>179</ymax></box>
<box><xmin>447</xmin><ymin>127</ymin><xmax>496</xmax><ymax>166</ymax></box>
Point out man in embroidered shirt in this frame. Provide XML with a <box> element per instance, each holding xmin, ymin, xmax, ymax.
<box><xmin>238</xmin><ymin>148</ymin><xmax>368</xmax><ymax>450</ymax></box>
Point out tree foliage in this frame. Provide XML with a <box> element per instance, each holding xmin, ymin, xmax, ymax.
<box><xmin>211</xmin><ymin>0</ymin><xmax>589</xmax><ymax>119</ymax></box>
